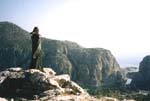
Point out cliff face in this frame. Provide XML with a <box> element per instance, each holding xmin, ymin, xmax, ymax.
<box><xmin>0</xmin><ymin>22</ymin><xmax>31</xmax><ymax>68</ymax></box>
<box><xmin>130</xmin><ymin>55</ymin><xmax>150</xmax><ymax>89</ymax></box>
<box><xmin>0</xmin><ymin>21</ymin><xmax>122</xmax><ymax>89</ymax></box>
<box><xmin>71</xmin><ymin>48</ymin><xmax>120</xmax><ymax>87</ymax></box>
<box><xmin>42</xmin><ymin>40</ymin><xmax>121</xmax><ymax>87</ymax></box>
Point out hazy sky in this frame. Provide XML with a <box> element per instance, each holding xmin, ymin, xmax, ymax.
<box><xmin>0</xmin><ymin>0</ymin><xmax>150</xmax><ymax>67</ymax></box>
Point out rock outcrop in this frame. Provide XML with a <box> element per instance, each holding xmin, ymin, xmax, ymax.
<box><xmin>0</xmin><ymin>21</ymin><xmax>123</xmax><ymax>91</ymax></box>
<box><xmin>130</xmin><ymin>55</ymin><xmax>150</xmax><ymax>90</ymax></box>
<box><xmin>120</xmin><ymin>67</ymin><xmax>138</xmax><ymax>83</ymax></box>
<box><xmin>0</xmin><ymin>67</ymin><xmax>97</xmax><ymax>101</ymax></box>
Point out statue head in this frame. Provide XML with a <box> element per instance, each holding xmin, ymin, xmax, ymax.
<box><xmin>32</xmin><ymin>27</ymin><xmax>39</xmax><ymax>33</ymax></box>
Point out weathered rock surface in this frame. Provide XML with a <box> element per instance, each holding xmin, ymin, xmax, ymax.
<box><xmin>130</xmin><ymin>55</ymin><xmax>150</xmax><ymax>90</ymax></box>
<box><xmin>0</xmin><ymin>97</ymin><xmax>7</xmax><ymax>101</ymax></box>
<box><xmin>0</xmin><ymin>67</ymin><xmax>97</xmax><ymax>101</ymax></box>
<box><xmin>0</xmin><ymin>21</ymin><xmax>123</xmax><ymax>91</ymax></box>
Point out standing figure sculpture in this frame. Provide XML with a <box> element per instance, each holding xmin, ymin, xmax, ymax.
<box><xmin>29</xmin><ymin>27</ymin><xmax>42</xmax><ymax>71</ymax></box>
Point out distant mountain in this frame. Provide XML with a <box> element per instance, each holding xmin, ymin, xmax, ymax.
<box><xmin>0</xmin><ymin>21</ymin><xmax>31</xmax><ymax>68</ymax></box>
<box><xmin>0</xmin><ymin>21</ymin><xmax>123</xmax><ymax>92</ymax></box>
<box><xmin>130</xmin><ymin>55</ymin><xmax>150</xmax><ymax>90</ymax></box>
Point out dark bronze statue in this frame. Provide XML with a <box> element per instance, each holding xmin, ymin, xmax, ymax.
<box><xmin>29</xmin><ymin>27</ymin><xmax>42</xmax><ymax>70</ymax></box>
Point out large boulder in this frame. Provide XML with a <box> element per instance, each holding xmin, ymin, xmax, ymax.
<box><xmin>0</xmin><ymin>67</ymin><xmax>94</xmax><ymax>101</ymax></box>
<box><xmin>0</xmin><ymin>97</ymin><xmax>7</xmax><ymax>101</ymax></box>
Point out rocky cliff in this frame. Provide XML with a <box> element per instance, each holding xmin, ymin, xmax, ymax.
<box><xmin>0</xmin><ymin>21</ymin><xmax>123</xmax><ymax>91</ymax></box>
<box><xmin>0</xmin><ymin>67</ymin><xmax>135</xmax><ymax>101</ymax></box>
<box><xmin>130</xmin><ymin>55</ymin><xmax>150</xmax><ymax>90</ymax></box>
<box><xmin>0</xmin><ymin>67</ymin><xmax>96</xmax><ymax>101</ymax></box>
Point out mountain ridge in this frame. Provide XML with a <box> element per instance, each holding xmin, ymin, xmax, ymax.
<box><xmin>0</xmin><ymin>21</ymin><xmax>123</xmax><ymax>92</ymax></box>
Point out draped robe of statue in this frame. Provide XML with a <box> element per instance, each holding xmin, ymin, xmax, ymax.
<box><xmin>30</xmin><ymin>32</ymin><xmax>42</xmax><ymax>70</ymax></box>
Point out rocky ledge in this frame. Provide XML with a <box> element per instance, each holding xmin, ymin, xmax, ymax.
<box><xmin>0</xmin><ymin>67</ymin><xmax>136</xmax><ymax>101</ymax></box>
<box><xmin>0</xmin><ymin>67</ymin><xmax>96</xmax><ymax>101</ymax></box>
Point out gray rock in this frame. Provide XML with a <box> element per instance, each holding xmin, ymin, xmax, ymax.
<box><xmin>55</xmin><ymin>74</ymin><xmax>70</xmax><ymax>87</ymax></box>
<box><xmin>43</xmin><ymin>68</ymin><xmax>56</xmax><ymax>76</ymax></box>
<box><xmin>67</xmin><ymin>81</ymin><xmax>85</xmax><ymax>94</ymax></box>
<box><xmin>0</xmin><ymin>97</ymin><xmax>8</xmax><ymax>101</ymax></box>
<box><xmin>0</xmin><ymin>68</ymin><xmax>95</xmax><ymax>100</ymax></box>
<box><xmin>130</xmin><ymin>55</ymin><xmax>150</xmax><ymax>89</ymax></box>
<box><xmin>0</xmin><ymin>71</ymin><xmax>10</xmax><ymax>77</ymax></box>
<box><xmin>6</xmin><ymin>67</ymin><xmax>22</xmax><ymax>72</ymax></box>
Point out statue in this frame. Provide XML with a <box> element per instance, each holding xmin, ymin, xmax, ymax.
<box><xmin>29</xmin><ymin>27</ymin><xmax>42</xmax><ymax>71</ymax></box>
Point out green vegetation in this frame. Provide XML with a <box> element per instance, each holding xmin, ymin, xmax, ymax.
<box><xmin>85</xmin><ymin>86</ymin><xmax>125</xmax><ymax>100</ymax></box>
<box><xmin>86</xmin><ymin>86</ymin><xmax>150</xmax><ymax>101</ymax></box>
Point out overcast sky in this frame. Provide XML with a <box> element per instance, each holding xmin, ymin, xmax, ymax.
<box><xmin>0</xmin><ymin>0</ymin><xmax>150</xmax><ymax>67</ymax></box>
